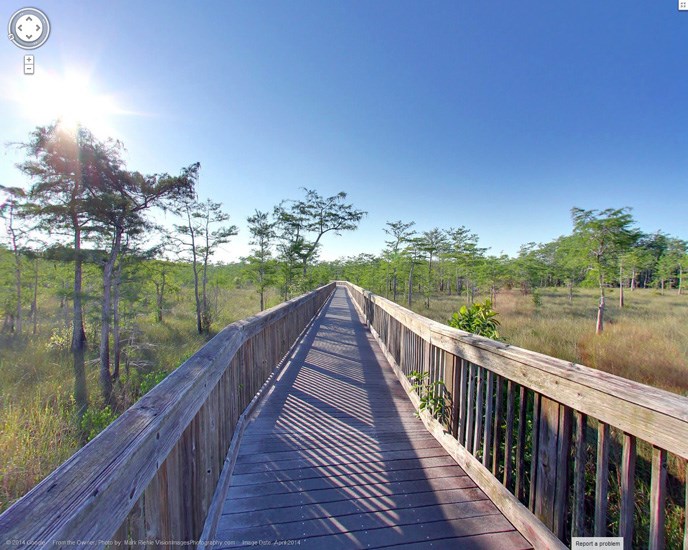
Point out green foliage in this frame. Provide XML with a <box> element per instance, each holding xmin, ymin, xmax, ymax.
<box><xmin>80</xmin><ymin>405</ymin><xmax>119</xmax><ymax>442</ymax></box>
<box><xmin>138</xmin><ymin>370</ymin><xmax>168</xmax><ymax>396</ymax></box>
<box><xmin>407</xmin><ymin>370</ymin><xmax>449</xmax><ymax>425</ymax></box>
<box><xmin>448</xmin><ymin>299</ymin><xmax>500</xmax><ymax>339</ymax></box>
<box><xmin>531</xmin><ymin>289</ymin><xmax>542</xmax><ymax>308</ymax></box>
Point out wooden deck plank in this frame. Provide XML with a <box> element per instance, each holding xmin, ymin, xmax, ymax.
<box><xmin>213</xmin><ymin>288</ymin><xmax>532</xmax><ymax>549</ymax></box>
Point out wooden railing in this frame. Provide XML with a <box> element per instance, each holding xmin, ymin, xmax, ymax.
<box><xmin>0</xmin><ymin>283</ymin><xmax>335</xmax><ymax>548</ymax></box>
<box><xmin>341</xmin><ymin>281</ymin><xmax>688</xmax><ymax>549</ymax></box>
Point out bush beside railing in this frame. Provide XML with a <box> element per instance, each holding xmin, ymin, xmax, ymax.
<box><xmin>340</xmin><ymin>281</ymin><xmax>688</xmax><ymax>549</ymax></box>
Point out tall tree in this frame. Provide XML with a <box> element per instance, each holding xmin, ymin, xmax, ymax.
<box><xmin>418</xmin><ymin>228</ymin><xmax>447</xmax><ymax>308</ymax></box>
<box><xmin>383</xmin><ymin>220</ymin><xmax>416</xmax><ymax>302</ymax></box>
<box><xmin>17</xmin><ymin>124</ymin><xmax>107</xmax><ymax>415</ymax></box>
<box><xmin>174</xmin><ymin>198</ymin><xmax>238</xmax><ymax>334</ymax></box>
<box><xmin>246</xmin><ymin>210</ymin><xmax>276</xmax><ymax>311</ymax></box>
<box><xmin>571</xmin><ymin>207</ymin><xmax>639</xmax><ymax>334</ymax></box>
<box><xmin>90</xmin><ymin>165</ymin><xmax>199</xmax><ymax>404</ymax></box>
<box><xmin>0</xmin><ymin>186</ymin><xmax>28</xmax><ymax>335</ymax></box>
<box><xmin>273</xmin><ymin>189</ymin><xmax>365</xmax><ymax>283</ymax></box>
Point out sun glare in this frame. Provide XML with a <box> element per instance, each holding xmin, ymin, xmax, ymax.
<box><xmin>8</xmin><ymin>69</ymin><xmax>125</xmax><ymax>138</ymax></box>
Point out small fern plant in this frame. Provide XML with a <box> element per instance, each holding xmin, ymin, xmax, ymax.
<box><xmin>407</xmin><ymin>370</ymin><xmax>449</xmax><ymax>425</ymax></box>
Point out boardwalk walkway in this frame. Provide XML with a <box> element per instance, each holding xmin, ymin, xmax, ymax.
<box><xmin>214</xmin><ymin>288</ymin><xmax>532</xmax><ymax>549</ymax></box>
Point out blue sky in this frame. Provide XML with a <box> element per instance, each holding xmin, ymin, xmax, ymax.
<box><xmin>1</xmin><ymin>1</ymin><xmax>686</xmax><ymax>261</ymax></box>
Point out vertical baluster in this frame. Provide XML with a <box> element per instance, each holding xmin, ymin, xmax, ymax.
<box><xmin>503</xmin><ymin>380</ymin><xmax>515</xmax><ymax>489</ymax></box>
<box><xmin>683</xmin><ymin>459</ymin><xmax>687</xmax><ymax>550</ymax></box>
<box><xmin>619</xmin><ymin>433</ymin><xmax>636</xmax><ymax>545</ymax></box>
<box><xmin>473</xmin><ymin>367</ymin><xmax>484</xmax><ymax>456</ymax></box>
<box><xmin>649</xmin><ymin>447</ymin><xmax>667</xmax><ymax>550</ymax></box>
<box><xmin>447</xmin><ymin>354</ymin><xmax>459</xmax><ymax>438</ymax></box>
<box><xmin>594</xmin><ymin>422</ymin><xmax>610</xmax><ymax>537</ymax></box>
<box><xmin>492</xmin><ymin>375</ymin><xmax>503</xmax><ymax>476</ymax></box>
<box><xmin>465</xmin><ymin>363</ymin><xmax>476</xmax><ymax>452</ymax></box>
<box><xmin>528</xmin><ymin>393</ymin><xmax>541</xmax><ymax>512</ymax></box>
<box><xmin>458</xmin><ymin>358</ymin><xmax>468</xmax><ymax>444</ymax></box>
<box><xmin>482</xmin><ymin>370</ymin><xmax>494</xmax><ymax>468</ymax></box>
<box><xmin>572</xmin><ymin>411</ymin><xmax>587</xmax><ymax>537</ymax></box>
<box><xmin>515</xmin><ymin>385</ymin><xmax>527</xmax><ymax>502</ymax></box>
<box><xmin>554</xmin><ymin>405</ymin><xmax>572</xmax><ymax>540</ymax></box>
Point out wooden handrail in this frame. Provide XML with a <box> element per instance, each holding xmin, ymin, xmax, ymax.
<box><xmin>0</xmin><ymin>283</ymin><xmax>335</xmax><ymax>548</ymax></box>
<box><xmin>340</xmin><ymin>281</ymin><xmax>688</xmax><ymax>549</ymax></box>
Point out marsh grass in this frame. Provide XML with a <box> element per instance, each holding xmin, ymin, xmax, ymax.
<box><xmin>407</xmin><ymin>287</ymin><xmax>688</xmax><ymax>395</ymax></box>
<box><xmin>407</xmin><ymin>287</ymin><xmax>687</xmax><ymax>546</ymax></box>
<box><xmin>0</xmin><ymin>286</ymin><xmax>274</xmax><ymax>512</ymax></box>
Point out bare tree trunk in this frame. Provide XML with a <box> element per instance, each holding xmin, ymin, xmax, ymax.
<box><xmin>568</xmin><ymin>280</ymin><xmax>573</xmax><ymax>303</ymax></box>
<box><xmin>112</xmin><ymin>260</ymin><xmax>122</xmax><ymax>384</ymax></box>
<box><xmin>155</xmin><ymin>271</ymin><xmax>166</xmax><ymax>322</ymax></box>
<box><xmin>596</xmin><ymin>268</ymin><xmax>605</xmax><ymax>335</ymax></box>
<box><xmin>596</xmin><ymin>296</ymin><xmax>605</xmax><ymax>335</ymax></box>
<box><xmin>99</xmin><ymin>232</ymin><xmax>121</xmax><ymax>406</ymax></box>
<box><xmin>31</xmin><ymin>258</ymin><xmax>38</xmax><ymax>334</ymax></box>
<box><xmin>407</xmin><ymin>262</ymin><xmax>414</xmax><ymax>308</ymax></box>
<box><xmin>631</xmin><ymin>269</ymin><xmax>636</xmax><ymax>291</ymax></box>
<box><xmin>619</xmin><ymin>263</ymin><xmax>624</xmax><ymax>308</ymax></box>
<box><xmin>72</xmin><ymin>222</ymin><xmax>88</xmax><ymax>417</ymax></box>
<box><xmin>392</xmin><ymin>271</ymin><xmax>398</xmax><ymax>303</ymax></box>
<box><xmin>13</xmin><ymin>248</ymin><xmax>22</xmax><ymax>336</ymax></box>
<box><xmin>7</xmin><ymin>208</ymin><xmax>22</xmax><ymax>335</ymax></box>
<box><xmin>678</xmin><ymin>266</ymin><xmax>683</xmax><ymax>296</ymax></box>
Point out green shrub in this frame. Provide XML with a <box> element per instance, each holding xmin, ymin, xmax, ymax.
<box><xmin>408</xmin><ymin>370</ymin><xmax>449</xmax><ymax>425</ymax></box>
<box><xmin>80</xmin><ymin>405</ymin><xmax>119</xmax><ymax>442</ymax></box>
<box><xmin>139</xmin><ymin>370</ymin><xmax>168</xmax><ymax>396</ymax></box>
<box><xmin>448</xmin><ymin>299</ymin><xmax>500</xmax><ymax>339</ymax></box>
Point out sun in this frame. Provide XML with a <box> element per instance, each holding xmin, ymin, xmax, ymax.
<box><xmin>8</xmin><ymin>69</ymin><xmax>125</xmax><ymax>138</ymax></box>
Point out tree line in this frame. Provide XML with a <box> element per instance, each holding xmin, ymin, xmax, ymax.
<box><xmin>2</xmin><ymin>123</ymin><xmax>685</xmax><ymax>420</ymax></box>
<box><xmin>0</xmin><ymin>123</ymin><xmax>364</xmax><ymax>418</ymax></box>
<box><xmin>323</xmin><ymin>210</ymin><xmax>686</xmax><ymax>334</ymax></box>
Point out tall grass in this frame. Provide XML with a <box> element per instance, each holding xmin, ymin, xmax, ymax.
<box><xmin>407</xmin><ymin>287</ymin><xmax>687</xmax><ymax>546</ymax></box>
<box><xmin>408</xmin><ymin>287</ymin><xmax>688</xmax><ymax>395</ymax></box>
<box><xmin>0</xmin><ymin>286</ymin><xmax>274</xmax><ymax>512</ymax></box>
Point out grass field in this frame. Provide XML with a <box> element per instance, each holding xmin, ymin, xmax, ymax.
<box><xmin>1</xmin><ymin>282</ymin><xmax>686</xmax><ymax>541</ymax></box>
<box><xmin>406</xmin><ymin>287</ymin><xmax>688</xmax><ymax>396</ymax></box>
<box><xmin>0</xmin><ymin>285</ymin><xmax>280</xmax><ymax>512</ymax></box>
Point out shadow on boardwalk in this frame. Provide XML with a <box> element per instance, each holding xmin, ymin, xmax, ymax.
<box><xmin>215</xmin><ymin>288</ymin><xmax>531</xmax><ymax>549</ymax></box>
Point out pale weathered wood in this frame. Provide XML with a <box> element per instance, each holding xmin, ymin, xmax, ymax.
<box><xmin>473</xmin><ymin>367</ymin><xmax>484</xmax><ymax>456</ymax></box>
<box><xmin>492</xmin><ymin>374</ymin><xmax>503</xmax><ymax>477</ymax></box>
<box><xmin>534</xmin><ymin>396</ymin><xmax>560</xmax><ymax>529</ymax></box>
<box><xmin>458</xmin><ymin>358</ymin><xmax>468</xmax><ymax>445</ymax></box>
<box><xmin>684</xmin><ymin>459</ymin><xmax>687</xmax><ymax>550</ymax></box>
<box><xmin>528</xmin><ymin>393</ymin><xmax>541</xmax><ymax>513</ymax></box>
<box><xmin>553</xmin><ymin>404</ymin><xmax>572</xmax><ymax>539</ymax></box>
<box><xmin>504</xmin><ymin>380</ymin><xmax>516</xmax><ymax>490</ymax></box>
<box><xmin>0</xmin><ymin>283</ymin><xmax>336</xmax><ymax>546</ymax></box>
<box><xmin>595</xmin><ymin>422</ymin><xmax>610</xmax><ymax>537</ymax></box>
<box><xmin>466</xmin><ymin>362</ymin><xmax>476</xmax><ymax>453</ymax></box>
<box><xmin>357</xmin><ymin>300</ymin><xmax>562</xmax><ymax>549</ymax></box>
<box><xmin>483</xmin><ymin>370</ymin><xmax>494</xmax><ymax>468</ymax></box>
<box><xmin>200</xmin><ymin>287</ymin><xmax>335</xmax><ymax>548</ymax></box>
<box><xmin>515</xmin><ymin>385</ymin><xmax>527</xmax><ymax>502</ymax></box>
<box><xmin>649</xmin><ymin>446</ymin><xmax>667</xmax><ymax>550</ymax></box>
<box><xmin>220</xmin><ymin>286</ymin><xmax>532</xmax><ymax>548</ymax></box>
<box><xmin>417</xmin><ymin>407</ymin><xmax>566</xmax><ymax>550</ymax></box>
<box><xmin>341</xmin><ymin>281</ymin><xmax>688</xmax><ymax>549</ymax></box>
<box><xmin>338</xmin><ymin>283</ymin><xmax>688</xmax><ymax>460</ymax></box>
<box><xmin>619</xmin><ymin>433</ymin><xmax>636</xmax><ymax>544</ymax></box>
<box><xmin>572</xmin><ymin>411</ymin><xmax>587</xmax><ymax>537</ymax></box>
<box><xmin>449</xmin><ymin>353</ymin><xmax>460</xmax><ymax>438</ymax></box>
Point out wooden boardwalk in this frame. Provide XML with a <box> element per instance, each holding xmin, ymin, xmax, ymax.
<box><xmin>214</xmin><ymin>288</ymin><xmax>531</xmax><ymax>549</ymax></box>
